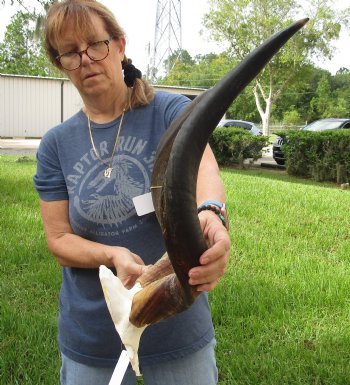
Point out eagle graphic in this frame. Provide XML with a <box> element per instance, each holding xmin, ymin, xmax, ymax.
<box><xmin>79</xmin><ymin>157</ymin><xmax>146</xmax><ymax>225</ymax></box>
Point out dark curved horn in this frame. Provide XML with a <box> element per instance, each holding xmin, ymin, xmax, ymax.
<box><xmin>130</xmin><ymin>18</ymin><xmax>309</xmax><ymax>327</ymax></box>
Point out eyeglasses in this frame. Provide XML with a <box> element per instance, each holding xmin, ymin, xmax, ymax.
<box><xmin>56</xmin><ymin>37</ymin><xmax>114</xmax><ymax>71</ymax></box>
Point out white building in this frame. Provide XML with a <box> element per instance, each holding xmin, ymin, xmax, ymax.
<box><xmin>0</xmin><ymin>73</ymin><xmax>205</xmax><ymax>138</ymax></box>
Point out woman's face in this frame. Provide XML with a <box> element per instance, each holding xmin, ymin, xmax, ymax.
<box><xmin>56</xmin><ymin>12</ymin><xmax>126</xmax><ymax>99</ymax></box>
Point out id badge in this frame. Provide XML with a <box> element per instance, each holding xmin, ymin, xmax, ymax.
<box><xmin>132</xmin><ymin>192</ymin><xmax>155</xmax><ymax>216</ymax></box>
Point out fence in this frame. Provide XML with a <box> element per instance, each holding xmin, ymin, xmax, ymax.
<box><xmin>269</xmin><ymin>124</ymin><xmax>305</xmax><ymax>133</ymax></box>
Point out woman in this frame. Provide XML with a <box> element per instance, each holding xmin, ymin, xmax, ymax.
<box><xmin>33</xmin><ymin>1</ymin><xmax>231</xmax><ymax>384</ymax></box>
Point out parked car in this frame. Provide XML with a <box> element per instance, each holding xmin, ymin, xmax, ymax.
<box><xmin>217</xmin><ymin>119</ymin><xmax>262</xmax><ymax>136</ymax></box>
<box><xmin>272</xmin><ymin>118</ymin><xmax>350</xmax><ymax>165</ymax></box>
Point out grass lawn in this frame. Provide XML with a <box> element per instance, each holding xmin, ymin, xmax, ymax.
<box><xmin>1</xmin><ymin>155</ymin><xmax>350</xmax><ymax>385</ymax></box>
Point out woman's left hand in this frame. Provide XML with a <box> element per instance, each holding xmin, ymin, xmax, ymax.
<box><xmin>188</xmin><ymin>210</ymin><xmax>231</xmax><ymax>292</ymax></box>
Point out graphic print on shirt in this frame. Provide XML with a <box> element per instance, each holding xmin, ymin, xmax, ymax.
<box><xmin>66</xmin><ymin>136</ymin><xmax>156</xmax><ymax>234</ymax></box>
<box><xmin>74</xmin><ymin>154</ymin><xmax>149</xmax><ymax>225</ymax></box>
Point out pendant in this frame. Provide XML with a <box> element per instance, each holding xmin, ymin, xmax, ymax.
<box><xmin>104</xmin><ymin>167</ymin><xmax>113</xmax><ymax>178</ymax></box>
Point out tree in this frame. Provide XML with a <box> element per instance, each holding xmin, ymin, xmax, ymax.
<box><xmin>1</xmin><ymin>0</ymin><xmax>56</xmax><ymax>35</ymax></box>
<box><xmin>160</xmin><ymin>51</ymin><xmax>233</xmax><ymax>88</ymax></box>
<box><xmin>203</xmin><ymin>0</ymin><xmax>350</xmax><ymax>135</ymax></box>
<box><xmin>283</xmin><ymin>108</ymin><xmax>302</xmax><ymax>127</ymax></box>
<box><xmin>310</xmin><ymin>74</ymin><xmax>333</xmax><ymax>117</ymax></box>
<box><xmin>163</xmin><ymin>49</ymin><xmax>195</xmax><ymax>74</ymax></box>
<box><xmin>1</xmin><ymin>0</ymin><xmax>52</xmax><ymax>8</ymax></box>
<box><xmin>310</xmin><ymin>70</ymin><xmax>350</xmax><ymax>119</ymax></box>
<box><xmin>332</xmin><ymin>69</ymin><xmax>350</xmax><ymax>116</ymax></box>
<box><xmin>0</xmin><ymin>10</ymin><xmax>61</xmax><ymax>76</ymax></box>
<box><xmin>160</xmin><ymin>50</ymin><xmax>261</xmax><ymax>121</ymax></box>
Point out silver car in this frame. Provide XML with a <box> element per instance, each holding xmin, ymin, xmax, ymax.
<box><xmin>217</xmin><ymin>119</ymin><xmax>262</xmax><ymax>136</ymax></box>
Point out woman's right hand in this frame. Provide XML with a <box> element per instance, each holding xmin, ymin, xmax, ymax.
<box><xmin>39</xmin><ymin>200</ymin><xmax>148</xmax><ymax>289</ymax></box>
<box><xmin>107</xmin><ymin>246</ymin><xmax>148</xmax><ymax>289</ymax></box>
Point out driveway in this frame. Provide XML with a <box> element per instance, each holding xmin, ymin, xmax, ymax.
<box><xmin>0</xmin><ymin>138</ymin><xmax>40</xmax><ymax>156</ymax></box>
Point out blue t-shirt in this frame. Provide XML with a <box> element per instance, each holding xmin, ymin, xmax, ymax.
<box><xmin>33</xmin><ymin>91</ymin><xmax>214</xmax><ymax>368</ymax></box>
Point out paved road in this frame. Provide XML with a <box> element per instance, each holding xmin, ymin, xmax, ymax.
<box><xmin>0</xmin><ymin>138</ymin><xmax>283</xmax><ymax>169</ymax></box>
<box><xmin>0</xmin><ymin>139</ymin><xmax>40</xmax><ymax>156</ymax></box>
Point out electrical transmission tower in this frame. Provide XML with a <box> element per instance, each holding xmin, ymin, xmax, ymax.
<box><xmin>148</xmin><ymin>0</ymin><xmax>182</xmax><ymax>82</ymax></box>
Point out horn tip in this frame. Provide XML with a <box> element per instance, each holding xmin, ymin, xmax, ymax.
<box><xmin>298</xmin><ymin>17</ymin><xmax>309</xmax><ymax>26</ymax></box>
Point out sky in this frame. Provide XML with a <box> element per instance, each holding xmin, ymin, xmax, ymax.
<box><xmin>0</xmin><ymin>0</ymin><xmax>349</xmax><ymax>75</ymax></box>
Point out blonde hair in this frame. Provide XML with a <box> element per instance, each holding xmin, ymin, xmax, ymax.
<box><xmin>44</xmin><ymin>0</ymin><xmax>154</xmax><ymax>108</ymax></box>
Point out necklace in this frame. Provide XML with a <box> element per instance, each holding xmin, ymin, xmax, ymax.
<box><xmin>87</xmin><ymin>110</ymin><xmax>125</xmax><ymax>178</ymax></box>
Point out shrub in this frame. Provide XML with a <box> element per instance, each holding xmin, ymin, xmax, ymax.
<box><xmin>283</xmin><ymin>109</ymin><xmax>301</xmax><ymax>126</ymax></box>
<box><xmin>277</xmin><ymin>129</ymin><xmax>350</xmax><ymax>183</ymax></box>
<box><xmin>209</xmin><ymin>127</ymin><xmax>269</xmax><ymax>167</ymax></box>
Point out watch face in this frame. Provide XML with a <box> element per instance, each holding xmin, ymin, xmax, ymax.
<box><xmin>221</xmin><ymin>207</ymin><xmax>229</xmax><ymax>231</ymax></box>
